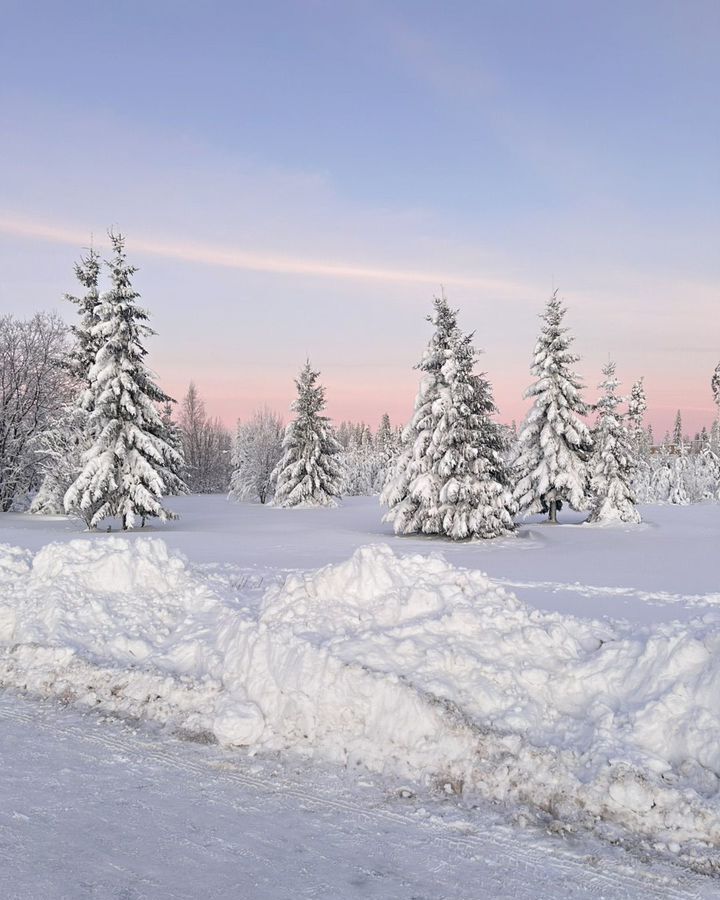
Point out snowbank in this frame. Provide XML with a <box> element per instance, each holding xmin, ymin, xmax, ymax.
<box><xmin>1</xmin><ymin>538</ymin><xmax>719</xmax><ymax>860</ymax></box>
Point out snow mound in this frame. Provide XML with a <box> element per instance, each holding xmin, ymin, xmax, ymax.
<box><xmin>2</xmin><ymin>538</ymin><xmax>720</xmax><ymax>860</ymax></box>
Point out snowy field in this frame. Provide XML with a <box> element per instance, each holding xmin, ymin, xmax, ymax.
<box><xmin>2</xmin><ymin>495</ymin><xmax>720</xmax><ymax>898</ymax></box>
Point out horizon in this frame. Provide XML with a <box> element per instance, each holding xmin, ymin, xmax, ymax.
<box><xmin>2</xmin><ymin>1</ymin><xmax>718</xmax><ymax>436</ymax></box>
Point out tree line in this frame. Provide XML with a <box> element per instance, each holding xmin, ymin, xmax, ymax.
<box><xmin>2</xmin><ymin>235</ymin><xmax>719</xmax><ymax>536</ymax></box>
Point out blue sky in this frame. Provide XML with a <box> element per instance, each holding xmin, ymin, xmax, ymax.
<box><xmin>1</xmin><ymin>0</ymin><xmax>718</xmax><ymax>433</ymax></box>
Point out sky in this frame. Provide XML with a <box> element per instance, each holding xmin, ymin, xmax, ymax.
<box><xmin>1</xmin><ymin>0</ymin><xmax>718</xmax><ymax>436</ymax></box>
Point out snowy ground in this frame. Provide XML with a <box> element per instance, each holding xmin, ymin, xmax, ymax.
<box><xmin>1</xmin><ymin>496</ymin><xmax>720</xmax><ymax>897</ymax></box>
<box><xmin>4</xmin><ymin>495</ymin><xmax>719</xmax><ymax>625</ymax></box>
<box><xmin>2</xmin><ymin>692</ymin><xmax>715</xmax><ymax>900</ymax></box>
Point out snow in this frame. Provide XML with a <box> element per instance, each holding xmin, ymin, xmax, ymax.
<box><xmin>4</xmin><ymin>496</ymin><xmax>718</xmax><ymax>624</ymax></box>
<box><xmin>2</xmin><ymin>499</ymin><xmax>720</xmax><ymax>874</ymax></box>
<box><xmin>4</xmin><ymin>694</ymin><xmax>714</xmax><ymax>900</ymax></box>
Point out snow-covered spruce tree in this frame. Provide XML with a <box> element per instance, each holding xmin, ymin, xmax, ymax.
<box><xmin>271</xmin><ymin>361</ymin><xmax>343</xmax><ymax>507</ymax></box>
<box><xmin>513</xmin><ymin>291</ymin><xmax>592</xmax><ymax>523</ymax></box>
<box><xmin>627</xmin><ymin>377</ymin><xmax>648</xmax><ymax>456</ymax></box>
<box><xmin>229</xmin><ymin>407</ymin><xmax>284</xmax><ymax>504</ymax></box>
<box><xmin>373</xmin><ymin>412</ymin><xmax>400</xmax><ymax>492</ymax></box>
<box><xmin>31</xmin><ymin>249</ymin><xmax>101</xmax><ymax>514</ymax></box>
<box><xmin>711</xmin><ymin>420</ymin><xmax>720</xmax><ymax>456</ymax></box>
<box><xmin>64</xmin><ymin>232</ymin><xmax>185</xmax><ymax>529</ymax></box>
<box><xmin>712</xmin><ymin>361</ymin><xmax>720</xmax><ymax>412</ymax></box>
<box><xmin>381</xmin><ymin>295</ymin><xmax>514</xmax><ymax>539</ymax></box>
<box><xmin>65</xmin><ymin>247</ymin><xmax>102</xmax><ymax>384</ymax></box>
<box><xmin>672</xmin><ymin>410</ymin><xmax>683</xmax><ymax>450</ymax></box>
<box><xmin>587</xmin><ymin>361</ymin><xmax>640</xmax><ymax>524</ymax></box>
<box><xmin>376</xmin><ymin>413</ymin><xmax>394</xmax><ymax>455</ymax></box>
<box><xmin>626</xmin><ymin>376</ymin><xmax>652</xmax><ymax>504</ymax></box>
<box><xmin>159</xmin><ymin>401</ymin><xmax>188</xmax><ymax>497</ymax></box>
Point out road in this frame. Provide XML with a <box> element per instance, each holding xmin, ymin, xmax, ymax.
<box><xmin>0</xmin><ymin>692</ymin><xmax>715</xmax><ymax>900</ymax></box>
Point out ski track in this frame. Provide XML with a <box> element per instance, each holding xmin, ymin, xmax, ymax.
<box><xmin>492</xmin><ymin>576</ymin><xmax>720</xmax><ymax>611</ymax></box>
<box><xmin>0</xmin><ymin>694</ymin><xmax>715</xmax><ymax>900</ymax></box>
<box><xmin>193</xmin><ymin>549</ymin><xmax>720</xmax><ymax>616</ymax></box>
<box><xmin>195</xmin><ymin>559</ymin><xmax>720</xmax><ymax>615</ymax></box>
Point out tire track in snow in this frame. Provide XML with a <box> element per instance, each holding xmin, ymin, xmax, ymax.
<box><xmin>0</xmin><ymin>693</ymin><xmax>711</xmax><ymax>900</ymax></box>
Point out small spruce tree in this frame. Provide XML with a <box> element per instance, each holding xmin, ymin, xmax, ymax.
<box><xmin>513</xmin><ymin>291</ymin><xmax>592</xmax><ymax>522</ymax></box>
<box><xmin>627</xmin><ymin>377</ymin><xmax>648</xmax><ymax>456</ymax></box>
<box><xmin>376</xmin><ymin>414</ymin><xmax>394</xmax><ymax>456</ymax></box>
<box><xmin>587</xmin><ymin>361</ymin><xmax>640</xmax><ymax>524</ymax></box>
<box><xmin>672</xmin><ymin>410</ymin><xmax>683</xmax><ymax>450</ymax></box>
<box><xmin>272</xmin><ymin>361</ymin><xmax>343</xmax><ymax>507</ymax></box>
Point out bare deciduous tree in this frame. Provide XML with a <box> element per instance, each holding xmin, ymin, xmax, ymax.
<box><xmin>229</xmin><ymin>407</ymin><xmax>284</xmax><ymax>504</ymax></box>
<box><xmin>0</xmin><ymin>313</ymin><xmax>73</xmax><ymax>511</ymax></box>
<box><xmin>178</xmin><ymin>382</ymin><xmax>232</xmax><ymax>493</ymax></box>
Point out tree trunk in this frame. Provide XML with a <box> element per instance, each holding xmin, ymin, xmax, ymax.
<box><xmin>548</xmin><ymin>499</ymin><xmax>558</xmax><ymax>523</ymax></box>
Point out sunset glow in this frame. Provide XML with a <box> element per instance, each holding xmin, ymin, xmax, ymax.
<box><xmin>2</xmin><ymin>2</ymin><xmax>717</xmax><ymax>438</ymax></box>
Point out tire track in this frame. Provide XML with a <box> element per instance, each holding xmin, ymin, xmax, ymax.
<box><xmin>0</xmin><ymin>692</ymin><xmax>711</xmax><ymax>900</ymax></box>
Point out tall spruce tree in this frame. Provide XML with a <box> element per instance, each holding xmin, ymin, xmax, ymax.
<box><xmin>64</xmin><ymin>232</ymin><xmax>185</xmax><ymax>528</ymax></box>
<box><xmin>587</xmin><ymin>361</ymin><xmax>640</xmax><ymax>524</ymax></box>
<box><xmin>712</xmin><ymin>362</ymin><xmax>720</xmax><ymax>414</ymax></box>
<box><xmin>381</xmin><ymin>295</ymin><xmax>514</xmax><ymax>539</ymax></box>
<box><xmin>513</xmin><ymin>291</ymin><xmax>592</xmax><ymax>522</ymax></box>
<box><xmin>272</xmin><ymin>361</ymin><xmax>343</xmax><ymax>507</ymax></box>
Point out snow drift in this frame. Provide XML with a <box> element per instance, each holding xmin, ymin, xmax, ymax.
<box><xmin>1</xmin><ymin>537</ymin><xmax>719</xmax><ymax>861</ymax></box>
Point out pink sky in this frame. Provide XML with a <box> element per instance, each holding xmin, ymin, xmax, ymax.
<box><xmin>1</xmin><ymin>216</ymin><xmax>717</xmax><ymax>441</ymax></box>
<box><xmin>2</xmin><ymin>4</ymin><xmax>718</xmax><ymax>442</ymax></box>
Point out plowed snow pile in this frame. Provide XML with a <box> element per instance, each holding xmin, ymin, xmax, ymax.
<box><xmin>1</xmin><ymin>538</ymin><xmax>719</xmax><ymax>860</ymax></box>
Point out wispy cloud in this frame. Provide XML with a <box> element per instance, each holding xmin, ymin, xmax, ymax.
<box><xmin>0</xmin><ymin>211</ymin><xmax>530</xmax><ymax>295</ymax></box>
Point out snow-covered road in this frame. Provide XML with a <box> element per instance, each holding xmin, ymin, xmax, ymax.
<box><xmin>0</xmin><ymin>692</ymin><xmax>714</xmax><ymax>900</ymax></box>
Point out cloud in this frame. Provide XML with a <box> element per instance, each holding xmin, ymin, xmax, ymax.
<box><xmin>0</xmin><ymin>211</ymin><xmax>530</xmax><ymax>295</ymax></box>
